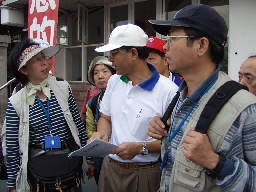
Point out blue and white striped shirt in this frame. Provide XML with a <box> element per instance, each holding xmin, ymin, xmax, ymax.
<box><xmin>6</xmin><ymin>87</ymin><xmax>87</xmax><ymax>188</ymax></box>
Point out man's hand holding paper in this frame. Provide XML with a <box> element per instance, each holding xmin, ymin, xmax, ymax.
<box><xmin>69</xmin><ymin>138</ymin><xmax>117</xmax><ymax>158</ymax></box>
<box><xmin>112</xmin><ymin>142</ymin><xmax>142</xmax><ymax>160</ymax></box>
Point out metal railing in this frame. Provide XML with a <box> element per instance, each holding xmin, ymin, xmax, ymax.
<box><xmin>0</xmin><ymin>78</ymin><xmax>16</xmax><ymax>91</ymax></box>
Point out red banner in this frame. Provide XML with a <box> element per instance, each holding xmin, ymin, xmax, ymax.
<box><xmin>28</xmin><ymin>0</ymin><xmax>59</xmax><ymax>75</ymax></box>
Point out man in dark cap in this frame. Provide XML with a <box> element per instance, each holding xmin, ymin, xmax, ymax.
<box><xmin>148</xmin><ymin>4</ymin><xmax>256</xmax><ymax>192</ymax></box>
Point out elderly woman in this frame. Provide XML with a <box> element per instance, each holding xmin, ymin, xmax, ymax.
<box><xmin>5</xmin><ymin>38</ymin><xmax>88</xmax><ymax>192</ymax></box>
<box><xmin>85</xmin><ymin>56</ymin><xmax>115</xmax><ymax>184</ymax></box>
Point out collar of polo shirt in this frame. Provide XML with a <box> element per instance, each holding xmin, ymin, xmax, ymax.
<box><xmin>120</xmin><ymin>63</ymin><xmax>160</xmax><ymax>91</ymax></box>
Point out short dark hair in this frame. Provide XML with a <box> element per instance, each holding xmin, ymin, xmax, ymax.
<box><xmin>8</xmin><ymin>39</ymin><xmax>37</xmax><ymax>84</ymax></box>
<box><xmin>149</xmin><ymin>48</ymin><xmax>165</xmax><ymax>59</ymax></box>
<box><xmin>183</xmin><ymin>28</ymin><xmax>224</xmax><ymax>65</ymax></box>
<box><xmin>122</xmin><ymin>46</ymin><xmax>149</xmax><ymax>59</ymax></box>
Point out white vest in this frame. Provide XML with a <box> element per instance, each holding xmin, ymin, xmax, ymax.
<box><xmin>1</xmin><ymin>75</ymin><xmax>88</xmax><ymax>192</ymax></box>
<box><xmin>160</xmin><ymin>72</ymin><xmax>256</xmax><ymax>192</ymax></box>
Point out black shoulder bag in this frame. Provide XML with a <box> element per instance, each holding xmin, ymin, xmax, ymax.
<box><xmin>0</xmin><ymin>140</ymin><xmax>7</xmax><ymax>180</ymax></box>
<box><xmin>28</xmin><ymin>138</ymin><xmax>83</xmax><ymax>191</ymax></box>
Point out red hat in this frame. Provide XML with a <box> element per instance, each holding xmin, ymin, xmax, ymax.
<box><xmin>146</xmin><ymin>36</ymin><xmax>166</xmax><ymax>54</ymax></box>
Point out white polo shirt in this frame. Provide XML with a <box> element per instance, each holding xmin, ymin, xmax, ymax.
<box><xmin>100</xmin><ymin>64</ymin><xmax>178</xmax><ymax>163</ymax></box>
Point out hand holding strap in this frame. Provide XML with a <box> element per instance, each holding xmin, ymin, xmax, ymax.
<box><xmin>204</xmin><ymin>152</ymin><xmax>226</xmax><ymax>178</ymax></box>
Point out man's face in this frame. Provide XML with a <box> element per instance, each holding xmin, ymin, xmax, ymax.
<box><xmin>163</xmin><ymin>27</ymin><xmax>195</xmax><ymax>74</ymax></box>
<box><xmin>108</xmin><ymin>48</ymin><xmax>131</xmax><ymax>75</ymax></box>
<box><xmin>146</xmin><ymin>51</ymin><xmax>167</xmax><ymax>75</ymax></box>
<box><xmin>239</xmin><ymin>57</ymin><xmax>256</xmax><ymax>95</ymax></box>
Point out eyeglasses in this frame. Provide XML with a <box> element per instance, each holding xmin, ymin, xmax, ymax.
<box><xmin>166</xmin><ymin>35</ymin><xmax>195</xmax><ymax>45</ymax></box>
<box><xmin>28</xmin><ymin>54</ymin><xmax>47</xmax><ymax>65</ymax></box>
<box><xmin>109</xmin><ymin>49</ymin><xmax>127</xmax><ymax>58</ymax></box>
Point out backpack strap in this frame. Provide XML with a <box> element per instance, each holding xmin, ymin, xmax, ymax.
<box><xmin>161</xmin><ymin>81</ymin><xmax>248</xmax><ymax>133</ymax></box>
<box><xmin>55</xmin><ymin>77</ymin><xmax>64</xmax><ymax>81</ymax></box>
<box><xmin>47</xmin><ymin>76</ymin><xmax>82</xmax><ymax>147</ymax></box>
<box><xmin>161</xmin><ymin>92</ymin><xmax>180</xmax><ymax>131</ymax></box>
<box><xmin>195</xmin><ymin>81</ymin><xmax>248</xmax><ymax>134</ymax></box>
<box><xmin>15</xmin><ymin>82</ymin><xmax>24</xmax><ymax>93</ymax></box>
<box><xmin>91</xmin><ymin>93</ymin><xmax>100</xmax><ymax>118</ymax></box>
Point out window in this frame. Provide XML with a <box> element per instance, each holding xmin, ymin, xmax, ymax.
<box><xmin>135</xmin><ymin>0</ymin><xmax>156</xmax><ymax>36</ymax></box>
<box><xmin>165</xmin><ymin>0</ymin><xmax>191</xmax><ymax>20</ymax></box>
<box><xmin>57</xmin><ymin>12</ymin><xmax>68</xmax><ymax>45</ymax></box>
<box><xmin>88</xmin><ymin>6</ymin><xmax>104</xmax><ymax>44</ymax></box>
<box><xmin>110</xmin><ymin>4</ymin><xmax>128</xmax><ymax>31</ymax></box>
<box><xmin>66</xmin><ymin>47</ymin><xmax>82</xmax><ymax>81</ymax></box>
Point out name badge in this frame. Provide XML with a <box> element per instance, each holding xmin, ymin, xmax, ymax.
<box><xmin>45</xmin><ymin>136</ymin><xmax>61</xmax><ymax>149</ymax></box>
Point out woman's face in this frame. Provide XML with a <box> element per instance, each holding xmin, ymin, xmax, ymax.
<box><xmin>93</xmin><ymin>64</ymin><xmax>113</xmax><ymax>90</ymax></box>
<box><xmin>20</xmin><ymin>52</ymin><xmax>50</xmax><ymax>85</ymax></box>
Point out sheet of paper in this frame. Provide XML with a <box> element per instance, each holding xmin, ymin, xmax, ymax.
<box><xmin>68</xmin><ymin>138</ymin><xmax>118</xmax><ymax>158</ymax></box>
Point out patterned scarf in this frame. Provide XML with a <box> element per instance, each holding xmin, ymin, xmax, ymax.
<box><xmin>26</xmin><ymin>80</ymin><xmax>51</xmax><ymax>106</ymax></box>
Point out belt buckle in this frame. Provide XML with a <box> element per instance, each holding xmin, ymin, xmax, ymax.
<box><xmin>129</xmin><ymin>163</ymin><xmax>136</xmax><ymax>169</ymax></box>
<box><xmin>120</xmin><ymin>162</ymin><xmax>130</xmax><ymax>169</ymax></box>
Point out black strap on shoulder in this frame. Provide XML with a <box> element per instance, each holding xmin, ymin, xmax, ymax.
<box><xmin>91</xmin><ymin>93</ymin><xmax>100</xmax><ymax>118</ymax></box>
<box><xmin>56</xmin><ymin>77</ymin><xmax>64</xmax><ymax>81</ymax></box>
<box><xmin>161</xmin><ymin>81</ymin><xmax>248</xmax><ymax>133</ymax></box>
<box><xmin>15</xmin><ymin>82</ymin><xmax>24</xmax><ymax>93</ymax></box>
<box><xmin>161</xmin><ymin>92</ymin><xmax>180</xmax><ymax>131</ymax></box>
<box><xmin>195</xmin><ymin>81</ymin><xmax>248</xmax><ymax>134</ymax></box>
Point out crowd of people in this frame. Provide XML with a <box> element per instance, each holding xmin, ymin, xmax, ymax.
<box><xmin>0</xmin><ymin>3</ymin><xmax>256</xmax><ymax>192</ymax></box>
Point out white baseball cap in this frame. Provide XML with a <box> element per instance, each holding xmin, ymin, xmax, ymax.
<box><xmin>95</xmin><ymin>24</ymin><xmax>148</xmax><ymax>52</ymax></box>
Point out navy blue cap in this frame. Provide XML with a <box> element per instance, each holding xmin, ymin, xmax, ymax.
<box><xmin>149</xmin><ymin>4</ymin><xmax>228</xmax><ymax>46</ymax></box>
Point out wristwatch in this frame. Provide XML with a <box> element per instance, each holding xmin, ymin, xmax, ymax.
<box><xmin>204</xmin><ymin>153</ymin><xmax>226</xmax><ymax>178</ymax></box>
<box><xmin>141</xmin><ymin>142</ymin><xmax>148</xmax><ymax>155</ymax></box>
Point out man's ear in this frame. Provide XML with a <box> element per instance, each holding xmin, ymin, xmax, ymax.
<box><xmin>130</xmin><ymin>48</ymin><xmax>139</xmax><ymax>59</ymax></box>
<box><xmin>164</xmin><ymin>57</ymin><xmax>168</xmax><ymax>66</ymax></box>
<box><xmin>19</xmin><ymin>67</ymin><xmax>28</xmax><ymax>76</ymax></box>
<box><xmin>197</xmin><ymin>37</ymin><xmax>209</xmax><ymax>57</ymax></box>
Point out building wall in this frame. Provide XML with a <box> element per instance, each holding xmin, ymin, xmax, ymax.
<box><xmin>0</xmin><ymin>35</ymin><xmax>11</xmax><ymax>126</ymax></box>
<box><xmin>69</xmin><ymin>82</ymin><xmax>92</xmax><ymax>113</ymax></box>
<box><xmin>229</xmin><ymin>0</ymin><xmax>256</xmax><ymax>81</ymax></box>
<box><xmin>54</xmin><ymin>46</ymin><xmax>65</xmax><ymax>79</ymax></box>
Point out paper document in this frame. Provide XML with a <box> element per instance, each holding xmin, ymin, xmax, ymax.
<box><xmin>68</xmin><ymin>138</ymin><xmax>118</xmax><ymax>158</ymax></box>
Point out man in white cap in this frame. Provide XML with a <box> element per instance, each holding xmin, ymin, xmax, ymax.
<box><xmin>88</xmin><ymin>24</ymin><xmax>178</xmax><ymax>192</ymax></box>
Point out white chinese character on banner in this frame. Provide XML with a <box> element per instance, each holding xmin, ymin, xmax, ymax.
<box><xmin>30</xmin><ymin>16</ymin><xmax>55</xmax><ymax>45</ymax></box>
<box><xmin>30</xmin><ymin>0</ymin><xmax>56</xmax><ymax>14</ymax></box>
